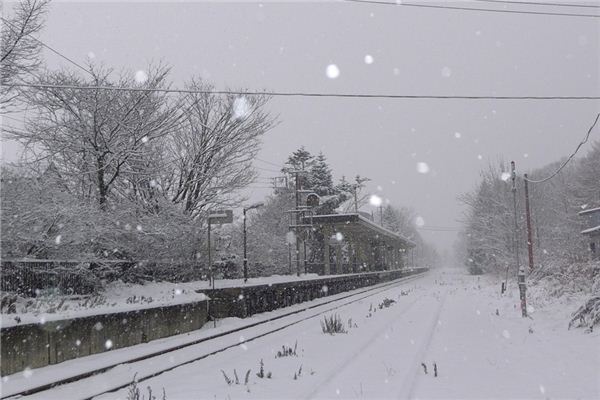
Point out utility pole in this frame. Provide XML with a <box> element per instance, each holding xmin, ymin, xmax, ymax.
<box><xmin>286</xmin><ymin>169</ymin><xmax>307</xmax><ymax>277</ymax></box>
<box><xmin>295</xmin><ymin>170</ymin><xmax>301</xmax><ymax>277</ymax></box>
<box><xmin>207</xmin><ymin>221</ymin><xmax>212</xmax><ymax>288</ymax></box>
<box><xmin>288</xmin><ymin>242</ymin><xmax>292</xmax><ymax>274</ymax></box>
<box><xmin>524</xmin><ymin>174</ymin><xmax>535</xmax><ymax>273</ymax></box>
<box><xmin>510</xmin><ymin>161</ymin><xmax>521</xmax><ymax>273</ymax></box>
<box><xmin>510</xmin><ymin>161</ymin><xmax>527</xmax><ymax>317</ymax></box>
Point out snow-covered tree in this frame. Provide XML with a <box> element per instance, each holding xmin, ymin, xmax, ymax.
<box><xmin>161</xmin><ymin>79</ymin><xmax>276</xmax><ymax>217</ymax></box>
<box><xmin>1</xmin><ymin>0</ymin><xmax>49</xmax><ymax>111</ymax></box>
<box><xmin>9</xmin><ymin>64</ymin><xmax>180</xmax><ymax>208</ymax></box>
<box><xmin>310</xmin><ymin>152</ymin><xmax>334</xmax><ymax>196</ymax></box>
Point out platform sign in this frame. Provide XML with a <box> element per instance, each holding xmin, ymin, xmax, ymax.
<box><xmin>208</xmin><ymin>209</ymin><xmax>233</xmax><ymax>224</ymax></box>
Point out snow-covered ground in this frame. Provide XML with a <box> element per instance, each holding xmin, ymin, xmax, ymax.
<box><xmin>2</xmin><ymin>273</ymin><xmax>325</xmax><ymax>328</ymax></box>
<box><xmin>96</xmin><ymin>268</ymin><xmax>596</xmax><ymax>400</ymax></box>
<box><xmin>6</xmin><ymin>268</ymin><xmax>598</xmax><ymax>399</ymax></box>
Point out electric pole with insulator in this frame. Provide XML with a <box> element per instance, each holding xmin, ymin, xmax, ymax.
<box><xmin>524</xmin><ymin>174</ymin><xmax>535</xmax><ymax>273</ymax></box>
<box><xmin>510</xmin><ymin>161</ymin><xmax>527</xmax><ymax>317</ymax></box>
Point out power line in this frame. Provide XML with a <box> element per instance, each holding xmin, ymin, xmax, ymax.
<box><xmin>255</xmin><ymin>157</ymin><xmax>283</xmax><ymax>168</ymax></box>
<box><xmin>343</xmin><ymin>0</ymin><xmax>600</xmax><ymax>18</ymax></box>
<box><xmin>471</xmin><ymin>0</ymin><xmax>600</xmax><ymax>9</ymax></box>
<box><xmin>524</xmin><ymin>113</ymin><xmax>600</xmax><ymax>183</ymax></box>
<box><xmin>0</xmin><ymin>17</ymin><xmax>94</xmax><ymax>78</ymax></box>
<box><xmin>11</xmin><ymin>83</ymin><xmax>600</xmax><ymax>100</ymax></box>
<box><xmin>254</xmin><ymin>165</ymin><xmax>281</xmax><ymax>173</ymax></box>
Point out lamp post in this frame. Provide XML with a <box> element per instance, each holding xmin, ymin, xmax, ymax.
<box><xmin>243</xmin><ymin>202</ymin><xmax>264</xmax><ymax>283</ymax></box>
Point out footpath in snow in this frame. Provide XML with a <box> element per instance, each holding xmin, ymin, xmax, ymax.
<box><xmin>80</xmin><ymin>267</ymin><xmax>598</xmax><ymax>400</ymax></box>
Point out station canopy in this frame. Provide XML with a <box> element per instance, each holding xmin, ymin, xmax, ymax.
<box><xmin>304</xmin><ymin>213</ymin><xmax>416</xmax><ymax>249</ymax></box>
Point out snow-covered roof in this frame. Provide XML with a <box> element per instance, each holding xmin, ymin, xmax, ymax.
<box><xmin>581</xmin><ymin>225</ymin><xmax>600</xmax><ymax>235</ymax></box>
<box><xmin>306</xmin><ymin>213</ymin><xmax>416</xmax><ymax>247</ymax></box>
<box><xmin>578</xmin><ymin>207</ymin><xmax>600</xmax><ymax>216</ymax></box>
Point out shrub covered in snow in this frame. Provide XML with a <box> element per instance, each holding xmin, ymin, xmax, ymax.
<box><xmin>321</xmin><ymin>313</ymin><xmax>347</xmax><ymax>334</ymax></box>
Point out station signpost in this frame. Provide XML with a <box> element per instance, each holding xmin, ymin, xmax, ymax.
<box><xmin>207</xmin><ymin>210</ymin><xmax>233</xmax><ymax>290</ymax></box>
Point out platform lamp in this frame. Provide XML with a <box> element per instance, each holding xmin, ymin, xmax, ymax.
<box><xmin>243</xmin><ymin>202</ymin><xmax>264</xmax><ymax>283</ymax></box>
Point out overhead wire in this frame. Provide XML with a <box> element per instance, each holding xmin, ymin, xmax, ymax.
<box><xmin>0</xmin><ymin>17</ymin><xmax>95</xmax><ymax>78</ymax></box>
<box><xmin>342</xmin><ymin>0</ymin><xmax>600</xmax><ymax>18</ymax></box>
<box><xmin>10</xmin><ymin>83</ymin><xmax>600</xmax><ymax>100</ymax></box>
<box><xmin>470</xmin><ymin>0</ymin><xmax>600</xmax><ymax>9</ymax></box>
<box><xmin>255</xmin><ymin>157</ymin><xmax>284</xmax><ymax>168</ymax></box>
<box><xmin>524</xmin><ymin>113</ymin><xmax>600</xmax><ymax>183</ymax></box>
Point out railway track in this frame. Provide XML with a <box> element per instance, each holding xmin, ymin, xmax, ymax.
<box><xmin>5</xmin><ymin>272</ymin><xmax>427</xmax><ymax>400</ymax></box>
<box><xmin>300</xmin><ymin>288</ymin><xmax>448</xmax><ymax>400</ymax></box>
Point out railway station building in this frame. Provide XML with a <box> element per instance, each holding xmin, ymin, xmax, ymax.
<box><xmin>303</xmin><ymin>213</ymin><xmax>416</xmax><ymax>275</ymax></box>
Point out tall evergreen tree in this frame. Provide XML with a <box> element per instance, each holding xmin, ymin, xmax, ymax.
<box><xmin>310</xmin><ymin>152</ymin><xmax>334</xmax><ymax>196</ymax></box>
<box><xmin>284</xmin><ymin>146</ymin><xmax>314</xmax><ymax>191</ymax></box>
<box><xmin>284</xmin><ymin>146</ymin><xmax>313</xmax><ymax>171</ymax></box>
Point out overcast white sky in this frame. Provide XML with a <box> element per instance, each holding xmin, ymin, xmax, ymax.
<box><xmin>2</xmin><ymin>0</ymin><xmax>599</xmax><ymax>255</ymax></box>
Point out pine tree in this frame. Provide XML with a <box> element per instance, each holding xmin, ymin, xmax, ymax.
<box><xmin>285</xmin><ymin>146</ymin><xmax>313</xmax><ymax>171</ymax></box>
<box><xmin>310</xmin><ymin>152</ymin><xmax>334</xmax><ymax>196</ymax></box>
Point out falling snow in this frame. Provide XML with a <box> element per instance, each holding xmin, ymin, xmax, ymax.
<box><xmin>233</xmin><ymin>96</ymin><xmax>250</xmax><ymax>119</ymax></box>
<box><xmin>369</xmin><ymin>194</ymin><xmax>382</xmax><ymax>207</ymax></box>
<box><xmin>134</xmin><ymin>70</ymin><xmax>148</xmax><ymax>84</ymax></box>
<box><xmin>326</xmin><ymin>64</ymin><xmax>340</xmax><ymax>79</ymax></box>
<box><xmin>416</xmin><ymin>162</ymin><xmax>430</xmax><ymax>174</ymax></box>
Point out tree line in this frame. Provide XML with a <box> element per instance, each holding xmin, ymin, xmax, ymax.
<box><xmin>457</xmin><ymin>141</ymin><xmax>600</xmax><ymax>276</ymax></box>
<box><xmin>1</xmin><ymin>0</ymin><xmax>437</xmax><ymax>286</ymax></box>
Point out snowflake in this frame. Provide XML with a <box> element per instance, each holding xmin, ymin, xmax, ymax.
<box><xmin>135</xmin><ymin>70</ymin><xmax>148</xmax><ymax>84</ymax></box>
<box><xmin>326</xmin><ymin>64</ymin><xmax>340</xmax><ymax>79</ymax></box>
<box><xmin>233</xmin><ymin>97</ymin><xmax>250</xmax><ymax>119</ymax></box>
<box><xmin>369</xmin><ymin>194</ymin><xmax>382</xmax><ymax>207</ymax></box>
<box><xmin>416</xmin><ymin>162</ymin><xmax>430</xmax><ymax>174</ymax></box>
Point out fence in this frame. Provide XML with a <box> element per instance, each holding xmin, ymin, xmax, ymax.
<box><xmin>0</xmin><ymin>260</ymin><xmax>207</xmax><ymax>296</ymax></box>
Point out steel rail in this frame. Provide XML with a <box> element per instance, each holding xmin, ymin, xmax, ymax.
<box><xmin>6</xmin><ymin>271</ymin><xmax>427</xmax><ymax>400</ymax></box>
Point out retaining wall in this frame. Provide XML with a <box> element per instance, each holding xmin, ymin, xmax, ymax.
<box><xmin>204</xmin><ymin>268</ymin><xmax>427</xmax><ymax>319</ymax></box>
<box><xmin>1</xmin><ymin>268</ymin><xmax>426</xmax><ymax>376</ymax></box>
<box><xmin>1</xmin><ymin>301</ymin><xmax>208</xmax><ymax>376</ymax></box>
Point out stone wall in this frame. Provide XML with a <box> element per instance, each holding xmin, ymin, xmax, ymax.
<box><xmin>204</xmin><ymin>268</ymin><xmax>427</xmax><ymax>319</ymax></box>
<box><xmin>1</xmin><ymin>268</ymin><xmax>426</xmax><ymax>376</ymax></box>
<box><xmin>1</xmin><ymin>300</ymin><xmax>208</xmax><ymax>376</ymax></box>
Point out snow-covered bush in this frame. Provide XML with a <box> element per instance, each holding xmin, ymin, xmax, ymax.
<box><xmin>569</xmin><ymin>296</ymin><xmax>600</xmax><ymax>332</ymax></box>
<box><xmin>126</xmin><ymin>377</ymin><xmax>166</xmax><ymax>400</ymax></box>
<box><xmin>321</xmin><ymin>313</ymin><xmax>347</xmax><ymax>334</ymax></box>
<box><xmin>275</xmin><ymin>341</ymin><xmax>298</xmax><ymax>358</ymax></box>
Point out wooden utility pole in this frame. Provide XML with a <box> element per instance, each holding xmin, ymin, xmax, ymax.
<box><xmin>510</xmin><ymin>161</ymin><xmax>521</xmax><ymax>273</ymax></box>
<box><xmin>510</xmin><ymin>161</ymin><xmax>527</xmax><ymax>317</ymax></box>
<box><xmin>524</xmin><ymin>174</ymin><xmax>535</xmax><ymax>273</ymax></box>
<box><xmin>295</xmin><ymin>171</ymin><xmax>301</xmax><ymax>276</ymax></box>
